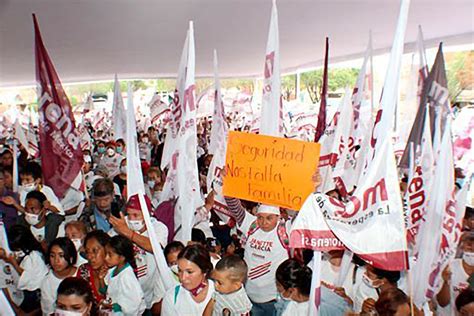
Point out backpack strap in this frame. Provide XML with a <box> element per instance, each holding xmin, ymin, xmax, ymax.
<box><xmin>277</xmin><ymin>221</ymin><xmax>290</xmax><ymax>254</ymax></box>
<box><xmin>173</xmin><ymin>285</ymin><xmax>180</xmax><ymax>304</ymax></box>
<box><xmin>242</xmin><ymin>220</ymin><xmax>259</xmax><ymax>247</ymax></box>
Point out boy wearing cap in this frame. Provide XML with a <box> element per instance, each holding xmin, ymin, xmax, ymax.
<box><xmin>224</xmin><ymin>196</ymin><xmax>289</xmax><ymax>316</ymax></box>
<box><xmin>109</xmin><ymin>193</ymin><xmax>169</xmax><ymax>315</ymax></box>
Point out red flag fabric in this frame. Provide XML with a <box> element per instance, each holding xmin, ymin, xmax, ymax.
<box><xmin>314</xmin><ymin>37</ymin><xmax>329</xmax><ymax>142</ymax></box>
<box><xmin>33</xmin><ymin>14</ymin><xmax>83</xmax><ymax>199</ymax></box>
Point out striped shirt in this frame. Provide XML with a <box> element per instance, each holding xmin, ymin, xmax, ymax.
<box><xmin>212</xmin><ymin>286</ymin><xmax>252</xmax><ymax>316</ymax></box>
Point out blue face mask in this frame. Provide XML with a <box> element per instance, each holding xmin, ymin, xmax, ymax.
<box><xmin>116</xmin><ymin>147</ymin><xmax>123</xmax><ymax>154</ymax></box>
<box><xmin>97</xmin><ymin>147</ymin><xmax>105</xmax><ymax>154</ymax></box>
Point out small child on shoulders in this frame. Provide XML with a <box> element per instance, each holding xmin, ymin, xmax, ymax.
<box><xmin>203</xmin><ymin>255</ymin><xmax>252</xmax><ymax>316</ymax></box>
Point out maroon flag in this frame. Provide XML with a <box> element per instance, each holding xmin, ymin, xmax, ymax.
<box><xmin>314</xmin><ymin>37</ymin><xmax>329</xmax><ymax>142</ymax></box>
<box><xmin>33</xmin><ymin>14</ymin><xmax>83</xmax><ymax>199</ymax></box>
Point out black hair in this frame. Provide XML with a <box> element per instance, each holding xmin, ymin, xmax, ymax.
<box><xmin>215</xmin><ymin>255</ymin><xmax>248</xmax><ymax>282</ymax></box>
<box><xmin>7</xmin><ymin>224</ymin><xmax>43</xmax><ymax>256</ymax></box>
<box><xmin>375</xmin><ymin>288</ymin><xmax>409</xmax><ymax>316</ymax></box>
<box><xmin>191</xmin><ymin>228</ymin><xmax>206</xmax><ymax>245</ymax></box>
<box><xmin>116</xmin><ymin>139</ymin><xmax>125</xmax><ymax>146</ymax></box>
<box><xmin>84</xmin><ymin>230</ymin><xmax>111</xmax><ymax>249</ymax></box>
<box><xmin>25</xmin><ymin>190</ymin><xmax>47</xmax><ymax>205</ymax></box>
<box><xmin>92</xmin><ymin>178</ymin><xmax>114</xmax><ymax>197</ymax></box>
<box><xmin>456</xmin><ymin>288</ymin><xmax>474</xmax><ymax>312</ymax></box>
<box><xmin>107</xmin><ymin>235</ymin><xmax>137</xmax><ymax>270</ymax></box>
<box><xmin>178</xmin><ymin>244</ymin><xmax>213</xmax><ymax>278</ymax></box>
<box><xmin>21</xmin><ymin>161</ymin><xmax>42</xmax><ymax>180</ymax></box>
<box><xmin>206</xmin><ymin>237</ymin><xmax>221</xmax><ymax>254</ymax></box>
<box><xmin>48</xmin><ymin>237</ymin><xmax>78</xmax><ymax>267</ymax></box>
<box><xmin>465</xmin><ymin>206</ymin><xmax>474</xmax><ymax>220</ymax></box>
<box><xmin>164</xmin><ymin>241</ymin><xmax>185</xmax><ymax>261</ymax></box>
<box><xmin>57</xmin><ymin>277</ymin><xmax>97</xmax><ymax>315</ymax></box>
<box><xmin>276</xmin><ymin>259</ymin><xmax>312</xmax><ymax>297</ymax></box>
<box><xmin>372</xmin><ymin>267</ymin><xmax>401</xmax><ymax>284</ymax></box>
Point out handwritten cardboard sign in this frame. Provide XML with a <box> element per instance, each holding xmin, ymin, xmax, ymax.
<box><xmin>223</xmin><ymin>131</ymin><xmax>321</xmax><ymax>210</ymax></box>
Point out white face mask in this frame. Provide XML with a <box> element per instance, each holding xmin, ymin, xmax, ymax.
<box><xmin>71</xmin><ymin>239</ymin><xmax>82</xmax><ymax>252</ymax></box>
<box><xmin>170</xmin><ymin>264</ymin><xmax>179</xmax><ymax>275</ymax></box>
<box><xmin>147</xmin><ymin>180</ymin><xmax>155</xmax><ymax>189</ymax></box>
<box><xmin>362</xmin><ymin>273</ymin><xmax>380</xmax><ymax>289</ymax></box>
<box><xmin>127</xmin><ymin>217</ymin><xmax>144</xmax><ymax>232</ymax></box>
<box><xmin>54</xmin><ymin>309</ymin><xmax>84</xmax><ymax>316</ymax></box>
<box><xmin>13</xmin><ymin>250</ymin><xmax>25</xmax><ymax>259</ymax></box>
<box><xmin>142</xmin><ymin>138</ymin><xmax>149</xmax><ymax>143</ymax></box>
<box><xmin>463</xmin><ymin>251</ymin><xmax>474</xmax><ymax>266</ymax></box>
<box><xmin>107</xmin><ymin>148</ymin><xmax>115</xmax><ymax>157</ymax></box>
<box><xmin>277</xmin><ymin>292</ymin><xmax>291</xmax><ymax>302</ymax></box>
<box><xmin>120</xmin><ymin>166</ymin><xmax>127</xmax><ymax>174</ymax></box>
<box><xmin>25</xmin><ymin>213</ymin><xmax>40</xmax><ymax>226</ymax></box>
<box><xmin>21</xmin><ymin>183</ymin><xmax>37</xmax><ymax>193</ymax></box>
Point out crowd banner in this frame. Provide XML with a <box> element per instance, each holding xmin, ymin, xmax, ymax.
<box><xmin>222</xmin><ymin>131</ymin><xmax>321</xmax><ymax>210</ymax></box>
<box><xmin>112</xmin><ymin>74</ymin><xmax>126</xmax><ymax>141</ymax></box>
<box><xmin>160</xmin><ymin>22</ymin><xmax>201</xmax><ymax>243</ymax></box>
<box><xmin>33</xmin><ymin>14</ymin><xmax>83</xmax><ymax>199</ymax></box>
<box><xmin>125</xmin><ymin>84</ymin><xmax>175</xmax><ymax>290</ymax></box>
<box><xmin>207</xmin><ymin>50</ymin><xmax>228</xmax><ymax>195</ymax></box>
<box><xmin>259</xmin><ymin>0</ymin><xmax>283</xmax><ymax>137</ymax></box>
<box><xmin>412</xmin><ymin>118</ymin><xmax>455</xmax><ymax>307</ymax></box>
<box><xmin>314</xmin><ymin>37</ymin><xmax>329</xmax><ymax>142</ymax></box>
<box><xmin>149</xmin><ymin>94</ymin><xmax>170</xmax><ymax>126</ymax></box>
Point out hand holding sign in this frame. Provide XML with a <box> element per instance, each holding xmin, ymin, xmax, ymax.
<box><xmin>223</xmin><ymin>131</ymin><xmax>320</xmax><ymax>210</ymax></box>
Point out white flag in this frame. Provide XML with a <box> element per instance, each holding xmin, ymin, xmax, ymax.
<box><xmin>259</xmin><ymin>0</ymin><xmax>283</xmax><ymax>137</ymax></box>
<box><xmin>207</xmin><ymin>50</ymin><xmax>228</xmax><ymax>194</ymax></box>
<box><xmin>112</xmin><ymin>74</ymin><xmax>126</xmax><ymax>140</ymax></box>
<box><xmin>160</xmin><ymin>22</ymin><xmax>202</xmax><ymax>243</ymax></box>
<box><xmin>125</xmin><ymin>84</ymin><xmax>175</xmax><ymax>290</ymax></box>
<box><xmin>14</xmin><ymin>120</ymin><xmax>29</xmax><ymax>155</ymax></box>
<box><xmin>412</xmin><ymin>118</ymin><xmax>455</xmax><ymax>307</ymax></box>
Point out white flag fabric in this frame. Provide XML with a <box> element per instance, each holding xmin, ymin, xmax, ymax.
<box><xmin>160</xmin><ymin>22</ymin><xmax>202</xmax><ymax>243</ymax></box>
<box><xmin>112</xmin><ymin>74</ymin><xmax>126</xmax><ymax>140</ymax></box>
<box><xmin>149</xmin><ymin>94</ymin><xmax>170</xmax><ymax>126</ymax></box>
<box><xmin>259</xmin><ymin>0</ymin><xmax>283</xmax><ymax>137</ymax></box>
<box><xmin>14</xmin><ymin>120</ymin><xmax>29</xmax><ymax>155</ymax></box>
<box><xmin>207</xmin><ymin>50</ymin><xmax>228</xmax><ymax>194</ymax></box>
<box><xmin>26</xmin><ymin>125</ymin><xmax>39</xmax><ymax>158</ymax></box>
<box><xmin>412</xmin><ymin>118</ymin><xmax>455</xmax><ymax>307</ymax></box>
<box><xmin>406</xmin><ymin>105</ymin><xmax>434</xmax><ymax>255</ymax></box>
<box><xmin>125</xmin><ymin>84</ymin><xmax>175</xmax><ymax>290</ymax></box>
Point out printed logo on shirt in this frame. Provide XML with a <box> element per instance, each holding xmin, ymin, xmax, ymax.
<box><xmin>248</xmin><ymin>261</ymin><xmax>271</xmax><ymax>280</ymax></box>
<box><xmin>453</xmin><ymin>282</ymin><xmax>469</xmax><ymax>294</ymax></box>
<box><xmin>248</xmin><ymin>238</ymin><xmax>273</xmax><ymax>252</ymax></box>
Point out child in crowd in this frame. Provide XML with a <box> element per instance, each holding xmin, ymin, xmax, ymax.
<box><xmin>41</xmin><ymin>237</ymin><xmax>78</xmax><ymax>315</ymax></box>
<box><xmin>103</xmin><ymin>235</ymin><xmax>145</xmax><ymax>315</ymax></box>
<box><xmin>0</xmin><ymin>225</ymin><xmax>48</xmax><ymax>314</ymax></box>
<box><xmin>203</xmin><ymin>255</ymin><xmax>252</xmax><ymax>316</ymax></box>
<box><xmin>164</xmin><ymin>240</ymin><xmax>185</xmax><ymax>284</ymax></box>
<box><xmin>65</xmin><ymin>221</ymin><xmax>88</xmax><ymax>266</ymax></box>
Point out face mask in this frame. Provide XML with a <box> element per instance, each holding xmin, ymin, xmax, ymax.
<box><xmin>83</xmin><ymin>155</ymin><xmax>92</xmax><ymax>163</ymax></box>
<box><xmin>127</xmin><ymin>218</ymin><xmax>144</xmax><ymax>232</ymax></box>
<box><xmin>107</xmin><ymin>148</ymin><xmax>115</xmax><ymax>156</ymax></box>
<box><xmin>25</xmin><ymin>213</ymin><xmax>40</xmax><ymax>226</ymax></box>
<box><xmin>21</xmin><ymin>183</ymin><xmax>37</xmax><ymax>193</ymax></box>
<box><xmin>97</xmin><ymin>147</ymin><xmax>106</xmax><ymax>154</ymax></box>
<box><xmin>147</xmin><ymin>180</ymin><xmax>155</xmax><ymax>189</ymax></box>
<box><xmin>120</xmin><ymin>166</ymin><xmax>127</xmax><ymax>174</ymax></box>
<box><xmin>71</xmin><ymin>239</ymin><xmax>82</xmax><ymax>252</ymax></box>
<box><xmin>362</xmin><ymin>273</ymin><xmax>380</xmax><ymax>289</ymax></box>
<box><xmin>54</xmin><ymin>309</ymin><xmax>84</xmax><ymax>316</ymax></box>
<box><xmin>13</xmin><ymin>250</ymin><xmax>25</xmax><ymax>259</ymax></box>
<box><xmin>277</xmin><ymin>292</ymin><xmax>291</xmax><ymax>302</ymax></box>
<box><xmin>142</xmin><ymin>138</ymin><xmax>149</xmax><ymax>143</ymax></box>
<box><xmin>116</xmin><ymin>147</ymin><xmax>123</xmax><ymax>154</ymax></box>
<box><xmin>170</xmin><ymin>264</ymin><xmax>179</xmax><ymax>275</ymax></box>
<box><xmin>463</xmin><ymin>251</ymin><xmax>474</xmax><ymax>266</ymax></box>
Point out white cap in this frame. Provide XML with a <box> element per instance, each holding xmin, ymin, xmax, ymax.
<box><xmin>257</xmin><ymin>204</ymin><xmax>280</xmax><ymax>215</ymax></box>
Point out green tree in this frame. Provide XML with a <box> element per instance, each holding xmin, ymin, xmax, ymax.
<box><xmin>446</xmin><ymin>51</ymin><xmax>474</xmax><ymax>104</ymax></box>
<box><xmin>281</xmin><ymin>74</ymin><xmax>296</xmax><ymax>101</ymax></box>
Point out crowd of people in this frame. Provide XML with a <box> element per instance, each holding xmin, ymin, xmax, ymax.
<box><xmin>0</xmin><ymin>118</ymin><xmax>472</xmax><ymax>316</ymax></box>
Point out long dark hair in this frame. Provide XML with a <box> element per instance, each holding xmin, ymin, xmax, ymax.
<box><xmin>276</xmin><ymin>259</ymin><xmax>312</xmax><ymax>296</ymax></box>
<box><xmin>48</xmin><ymin>237</ymin><xmax>78</xmax><ymax>267</ymax></box>
<box><xmin>178</xmin><ymin>244</ymin><xmax>213</xmax><ymax>278</ymax></box>
<box><xmin>107</xmin><ymin>235</ymin><xmax>136</xmax><ymax>270</ymax></box>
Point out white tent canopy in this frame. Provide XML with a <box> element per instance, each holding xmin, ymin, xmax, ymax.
<box><xmin>0</xmin><ymin>0</ymin><xmax>473</xmax><ymax>87</ymax></box>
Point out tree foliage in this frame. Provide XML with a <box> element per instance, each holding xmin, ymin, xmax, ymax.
<box><xmin>300</xmin><ymin>68</ymin><xmax>359</xmax><ymax>103</ymax></box>
<box><xmin>446</xmin><ymin>51</ymin><xmax>474</xmax><ymax>104</ymax></box>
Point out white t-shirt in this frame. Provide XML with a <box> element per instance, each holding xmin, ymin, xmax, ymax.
<box><xmin>20</xmin><ymin>185</ymin><xmax>65</xmax><ymax>215</ymax></box>
<box><xmin>30</xmin><ymin>221</ymin><xmax>65</xmax><ymax>243</ymax></box>
<box><xmin>106</xmin><ymin>264</ymin><xmax>146</xmax><ymax>316</ymax></box>
<box><xmin>99</xmin><ymin>154</ymin><xmax>123</xmax><ymax>179</ymax></box>
<box><xmin>18</xmin><ymin>251</ymin><xmax>48</xmax><ymax>291</ymax></box>
<box><xmin>161</xmin><ymin>281</ymin><xmax>215</xmax><ymax>316</ymax></box>
<box><xmin>240</xmin><ymin>214</ymin><xmax>289</xmax><ymax>303</ymax></box>
<box><xmin>320</xmin><ymin>259</ymin><xmax>355</xmax><ymax>298</ymax></box>
<box><xmin>282</xmin><ymin>300</ymin><xmax>309</xmax><ymax>316</ymax></box>
<box><xmin>60</xmin><ymin>187</ymin><xmax>84</xmax><ymax>214</ymax></box>
<box><xmin>438</xmin><ymin>259</ymin><xmax>470</xmax><ymax>315</ymax></box>
<box><xmin>40</xmin><ymin>267</ymin><xmax>77</xmax><ymax>316</ymax></box>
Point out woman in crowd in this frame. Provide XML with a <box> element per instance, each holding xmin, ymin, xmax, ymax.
<box><xmin>41</xmin><ymin>237</ymin><xmax>78</xmax><ymax>315</ymax></box>
<box><xmin>161</xmin><ymin>244</ymin><xmax>215</xmax><ymax>316</ymax></box>
<box><xmin>55</xmin><ymin>277</ymin><xmax>96</xmax><ymax>316</ymax></box>
<box><xmin>76</xmin><ymin>230</ymin><xmax>110</xmax><ymax>307</ymax></box>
